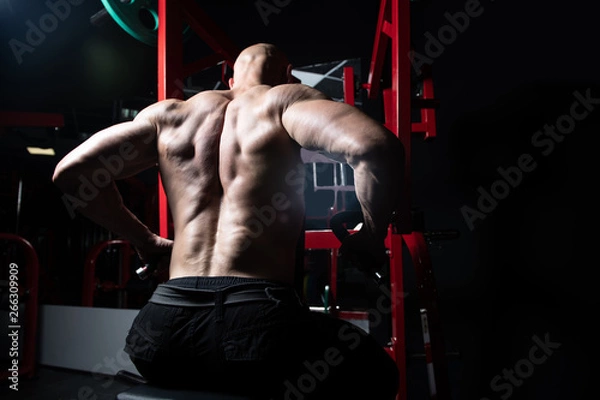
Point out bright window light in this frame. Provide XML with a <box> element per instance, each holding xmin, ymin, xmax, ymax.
<box><xmin>26</xmin><ymin>147</ymin><xmax>55</xmax><ymax>156</ymax></box>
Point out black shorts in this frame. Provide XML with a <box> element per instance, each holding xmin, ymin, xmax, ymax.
<box><xmin>124</xmin><ymin>276</ymin><xmax>398</xmax><ymax>399</ymax></box>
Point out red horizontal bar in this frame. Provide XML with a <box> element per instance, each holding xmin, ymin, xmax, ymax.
<box><xmin>412</xmin><ymin>122</ymin><xmax>426</xmax><ymax>133</ymax></box>
<box><xmin>338</xmin><ymin>310</ymin><xmax>369</xmax><ymax>320</ymax></box>
<box><xmin>305</xmin><ymin>230</ymin><xmax>358</xmax><ymax>249</ymax></box>
<box><xmin>305</xmin><ymin>230</ymin><xmax>341</xmax><ymax>249</ymax></box>
<box><xmin>0</xmin><ymin>111</ymin><xmax>64</xmax><ymax>128</ymax></box>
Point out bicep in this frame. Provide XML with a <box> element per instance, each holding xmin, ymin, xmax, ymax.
<box><xmin>54</xmin><ymin>118</ymin><xmax>158</xmax><ymax>183</ymax></box>
<box><xmin>282</xmin><ymin>99</ymin><xmax>393</xmax><ymax>166</ymax></box>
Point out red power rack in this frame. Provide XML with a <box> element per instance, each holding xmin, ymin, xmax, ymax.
<box><xmin>362</xmin><ymin>1</ymin><xmax>449</xmax><ymax>400</ymax></box>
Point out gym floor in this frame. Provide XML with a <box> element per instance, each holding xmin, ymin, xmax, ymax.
<box><xmin>1</xmin><ymin>360</ymin><xmax>463</xmax><ymax>400</ymax></box>
<box><xmin>1</xmin><ymin>366</ymin><xmax>135</xmax><ymax>400</ymax></box>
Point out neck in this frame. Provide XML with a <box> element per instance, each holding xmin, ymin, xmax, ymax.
<box><xmin>232</xmin><ymin>79</ymin><xmax>266</xmax><ymax>94</ymax></box>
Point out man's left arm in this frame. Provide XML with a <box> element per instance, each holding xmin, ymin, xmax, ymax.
<box><xmin>52</xmin><ymin>109</ymin><xmax>171</xmax><ymax>260</ymax></box>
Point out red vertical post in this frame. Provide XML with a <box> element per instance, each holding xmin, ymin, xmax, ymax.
<box><xmin>329</xmin><ymin>248</ymin><xmax>338</xmax><ymax>311</ymax></box>
<box><xmin>157</xmin><ymin>0</ymin><xmax>184</xmax><ymax>238</ymax></box>
<box><xmin>343</xmin><ymin>66</ymin><xmax>355</xmax><ymax>106</ymax></box>
<box><xmin>394</xmin><ymin>0</ymin><xmax>412</xmax><ymax>228</ymax></box>
<box><xmin>364</xmin><ymin>0</ymin><xmax>390</xmax><ymax>101</ymax></box>
<box><xmin>392</xmin><ymin>2</ymin><xmax>411</xmax><ymax>399</ymax></box>
<box><xmin>420</xmin><ymin>65</ymin><xmax>437</xmax><ymax>140</ymax></box>
<box><xmin>404</xmin><ymin>232</ymin><xmax>451</xmax><ymax>400</ymax></box>
<box><xmin>386</xmin><ymin>226</ymin><xmax>406</xmax><ymax>400</ymax></box>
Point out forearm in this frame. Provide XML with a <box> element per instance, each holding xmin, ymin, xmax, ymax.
<box><xmin>58</xmin><ymin>178</ymin><xmax>154</xmax><ymax>248</ymax></box>
<box><xmin>351</xmin><ymin>144</ymin><xmax>404</xmax><ymax>240</ymax></box>
<box><xmin>51</xmin><ymin>115</ymin><xmax>161</xmax><ymax>247</ymax></box>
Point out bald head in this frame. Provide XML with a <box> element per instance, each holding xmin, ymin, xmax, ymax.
<box><xmin>229</xmin><ymin>43</ymin><xmax>291</xmax><ymax>90</ymax></box>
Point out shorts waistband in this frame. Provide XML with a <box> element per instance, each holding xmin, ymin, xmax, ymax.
<box><xmin>149</xmin><ymin>277</ymin><xmax>301</xmax><ymax>308</ymax></box>
<box><xmin>163</xmin><ymin>276</ymin><xmax>290</xmax><ymax>289</ymax></box>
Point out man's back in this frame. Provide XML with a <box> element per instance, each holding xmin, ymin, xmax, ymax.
<box><xmin>153</xmin><ymin>84</ymin><xmax>314</xmax><ymax>283</ymax></box>
<box><xmin>53</xmin><ymin>42</ymin><xmax>403</xmax><ymax>284</ymax></box>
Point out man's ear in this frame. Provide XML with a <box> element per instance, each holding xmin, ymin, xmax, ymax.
<box><xmin>228</xmin><ymin>77</ymin><xmax>234</xmax><ymax>89</ymax></box>
<box><xmin>287</xmin><ymin>64</ymin><xmax>300</xmax><ymax>84</ymax></box>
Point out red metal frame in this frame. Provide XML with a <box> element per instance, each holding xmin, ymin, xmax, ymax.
<box><xmin>0</xmin><ymin>233</ymin><xmax>39</xmax><ymax>380</ymax></box>
<box><xmin>420</xmin><ymin>308</ymin><xmax>437</xmax><ymax>398</ymax></box>
<box><xmin>368</xmin><ymin>0</ymin><xmax>414</xmax><ymax>228</ymax></box>
<box><xmin>0</xmin><ymin>111</ymin><xmax>64</xmax><ymax>128</ymax></box>
<box><xmin>363</xmin><ymin>1</ymin><xmax>447</xmax><ymax>399</ymax></box>
<box><xmin>343</xmin><ymin>66</ymin><xmax>355</xmax><ymax>106</ymax></box>
<box><xmin>411</xmin><ymin>65</ymin><xmax>438</xmax><ymax>139</ymax></box>
<box><xmin>403</xmin><ymin>231</ymin><xmax>450</xmax><ymax>399</ymax></box>
<box><xmin>81</xmin><ymin>240</ymin><xmax>132</xmax><ymax>307</ymax></box>
<box><xmin>364</xmin><ymin>2</ymin><xmax>411</xmax><ymax>398</ymax></box>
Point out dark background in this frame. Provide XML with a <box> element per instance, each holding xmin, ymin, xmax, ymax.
<box><xmin>1</xmin><ymin>0</ymin><xmax>598</xmax><ymax>399</ymax></box>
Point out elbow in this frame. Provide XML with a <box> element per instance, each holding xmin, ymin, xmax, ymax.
<box><xmin>52</xmin><ymin>159</ymin><xmax>78</xmax><ymax>192</ymax></box>
<box><xmin>52</xmin><ymin>165</ymin><xmax>68</xmax><ymax>191</ymax></box>
<box><xmin>52</xmin><ymin>162</ymin><xmax>64</xmax><ymax>186</ymax></box>
<box><xmin>353</xmin><ymin>133</ymin><xmax>405</xmax><ymax>168</ymax></box>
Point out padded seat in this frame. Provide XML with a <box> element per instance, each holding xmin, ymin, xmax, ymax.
<box><xmin>116</xmin><ymin>384</ymin><xmax>259</xmax><ymax>400</ymax></box>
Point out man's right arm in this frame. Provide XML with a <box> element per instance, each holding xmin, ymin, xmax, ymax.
<box><xmin>281</xmin><ymin>87</ymin><xmax>405</xmax><ymax>241</ymax></box>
